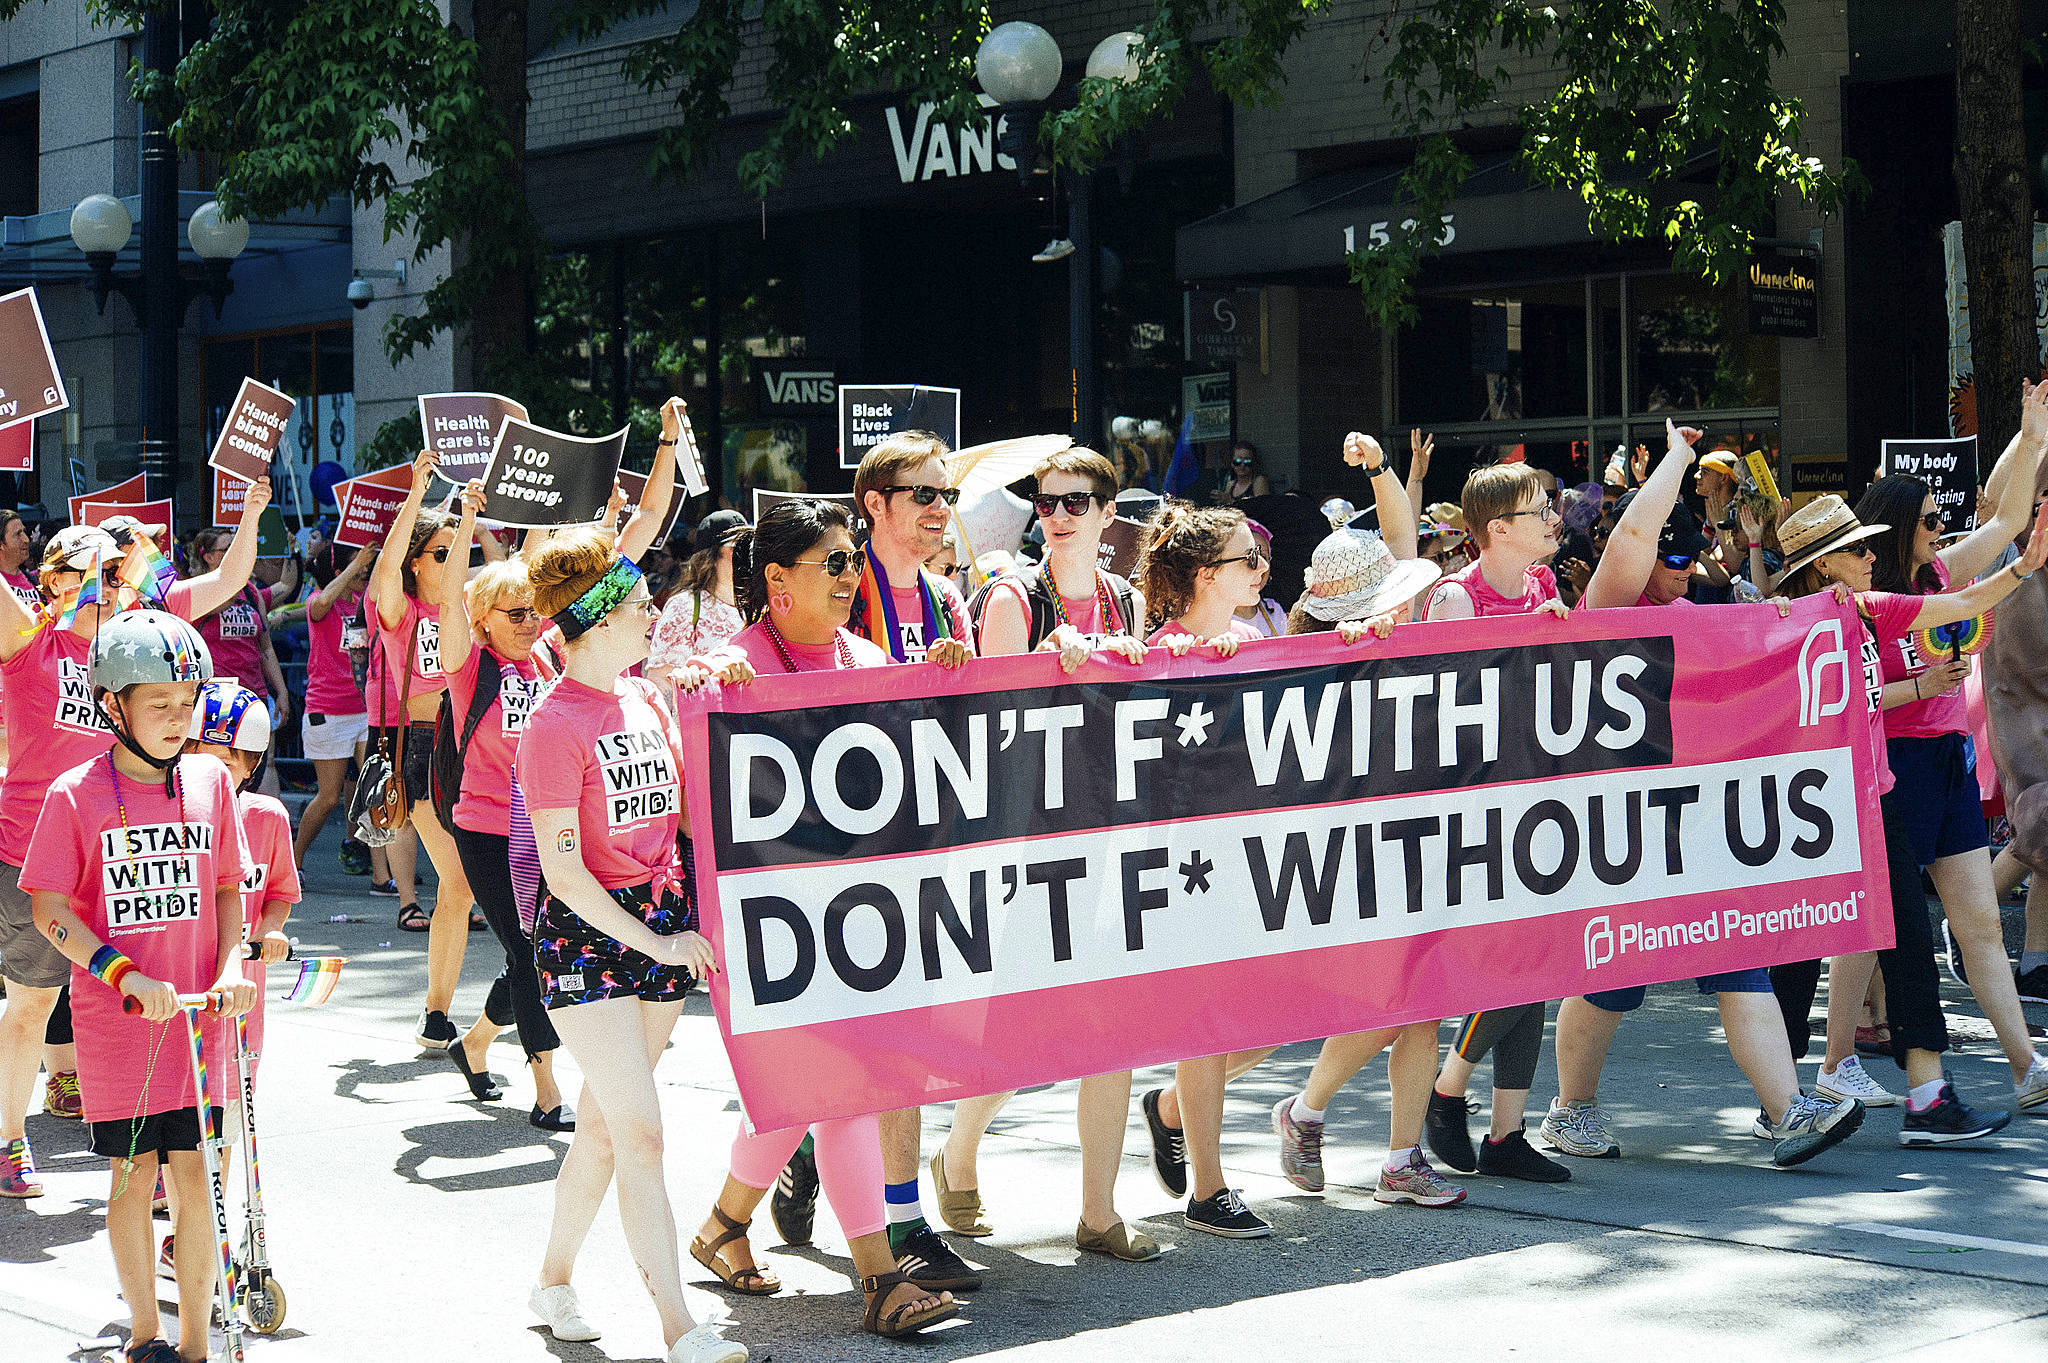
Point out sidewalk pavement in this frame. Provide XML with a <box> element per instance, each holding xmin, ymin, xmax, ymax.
<box><xmin>3</xmin><ymin>810</ymin><xmax>2046</xmax><ymax>1361</ymax></box>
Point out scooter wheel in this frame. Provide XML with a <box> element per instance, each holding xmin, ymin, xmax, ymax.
<box><xmin>243</xmin><ymin>1275</ymin><xmax>286</xmax><ymax>1333</ymax></box>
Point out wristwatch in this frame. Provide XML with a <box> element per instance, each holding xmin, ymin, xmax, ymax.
<box><xmin>1360</xmin><ymin>457</ymin><xmax>1388</xmax><ymax>478</ymax></box>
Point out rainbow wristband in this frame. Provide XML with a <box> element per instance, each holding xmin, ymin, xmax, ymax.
<box><xmin>88</xmin><ymin>945</ymin><xmax>136</xmax><ymax>993</ymax></box>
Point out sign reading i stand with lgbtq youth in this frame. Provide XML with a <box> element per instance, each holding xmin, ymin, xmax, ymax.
<box><xmin>678</xmin><ymin>594</ymin><xmax>1895</xmax><ymax>1131</ymax></box>
<box><xmin>419</xmin><ymin>392</ymin><xmax>530</xmax><ymax>486</ymax></box>
<box><xmin>1881</xmin><ymin>435</ymin><xmax>1979</xmax><ymax>533</ymax></box>
<box><xmin>837</xmin><ymin>385</ymin><xmax>961</xmax><ymax>471</ymax></box>
<box><xmin>0</xmin><ymin>287</ymin><xmax>68</xmax><ymax>430</ymax></box>
<box><xmin>78</xmin><ymin>498</ymin><xmax>174</xmax><ymax>537</ymax></box>
<box><xmin>209</xmin><ymin>377</ymin><xmax>297</xmax><ymax>484</ymax></box>
<box><xmin>480</xmin><ymin>417</ymin><xmax>627</xmax><ymax>527</ymax></box>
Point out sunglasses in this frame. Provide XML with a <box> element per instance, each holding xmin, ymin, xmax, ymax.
<box><xmin>928</xmin><ymin>562</ymin><xmax>959</xmax><ymax>577</ymax></box>
<box><xmin>1659</xmin><ymin>552</ymin><xmax>1697</xmax><ymax>570</ymax></box>
<box><xmin>880</xmin><ymin>484</ymin><xmax>961</xmax><ymax>507</ymax></box>
<box><xmin>1031</xmin><ymin>492</ymin><xmax>1103</xmax><ymax>518</ymax></box>
<box><xmin>424</xmin><ymin>546</ymin><xmax>451</xmax><ymax>563</ymax></box>
<box><xmin>1207</xmin><ymin>546</ymin><xmax>1268</xmax><ymax>569</ymax></box>
<box><xmin>1233</xmin><ymin>458</ymin><xmax>1253</xmax><ymax>468</ymax></box>
<box><xmin>1919</xmin><ymin>511</ymin><xmax>1944</xmax><ymax>533</ymax></box>
<box><xmin>793</xmin><ymin>548</ymin><xmax>867</xmax><ymax>577</ymax></box>
<box><xmin>493</xmin><ymin>606</ymin><xmax>539</xmax><ymax>624</ymax></box>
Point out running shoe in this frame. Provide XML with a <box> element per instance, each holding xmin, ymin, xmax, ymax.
<box><xmin>892</xmin><ymin>1223</ymin><xmax>983</xmax><ymax>1291</ymax></box>
<box><xmin>41</xmin><ymin>1069</ymin><xmax>82</xmax><ymax>1119</ymax></box>
<box><xmin>157</xmin><ymin>1234</ymin><xmax>176</xmax><ymax>1280</ymax></box>
<box><xmin>1750</xmin><ymin>1107</ymin><xmax>1772</xmax><ymax>1139</ymax></box>
<box><xmin>338</xmin><ymin>839</ymin><xmax>372</xmax><ymax>876</ymax></box>
<box><xmin>1539</xmin><ymin>1098</ymin><xmax>1619</xmax><ymax>1158</ymax></box>
<box><xmin>530</xmin><ymin>1283</ymin><xmax>601</xmax><ymax>1342</ymax></box>
<box><xmin>769</xmin><ymin>1141</ymin><xmax>818</xmax><ymax>1247</ymax></box>
<box><xmin>414</xmin><ymin>1009</ymin><xmax>458</xmax><ymax>1050</ymax></box>
<box><xmin>1815</xmin><ymin>1055</ymin><xmax>1900</xmax><ymax>1107</ymax></box>
<box><xmin>668</xmin><ymin>1322</ymin><xmax>747</xmax><ymax>1363</ymax></box>
<box><xmin>1424</xmin><ymin>1089</ymin><xmax>1480</xmax><ymax>1173</ymax></box>
<box><xmin>2017</xmin><ymin>1057</ymin><xmax>2048</xmax><ymax>1112</ymax></box>
<box><xmin>1373</xmin><ymin>1151</ymin><xmax>1467</xmax><ymax>1207</ymax></box>
<box><xmin>1271</xmin><ymin>1097</ymin><xmax>1325</xmax><ymax>1192</ymax></box>
<box><xmin>1141</xmin><ymin>1088</ymin><xmax>1188</xmax><ymax>1198</ymax></box>
<box><xmin>1477</xmin><ymin>1129</ymin><xmax>1570</xmax><ymax>1182</ymax></box>
<box><xmin>0</xmin><ymin>1137</ymin><xmax>40</xmax><ymax>1198</ymax></box>
<box><xmin>1899</xmin><ymin>1083</ymin><xmax>2012</xmax><ymax>1147</ymax></box>
<box><xmin>1771</xmin><ymin>1094</ymin><xmax>1865</xmax><ymax>1167</ymax></box>
<box><xmin>1184</xmin><ymin>1187</ymin><xmax>1271</xmax><ymax>1237</ymax></box>
<box><xmin>2017</xmin><ymin>963</ymin><xmax>2048</xmax><ymax>1006</ymax></box>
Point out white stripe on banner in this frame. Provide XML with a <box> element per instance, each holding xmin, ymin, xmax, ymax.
<box><xmin>720</xmin><ymin>746</ymin><xmax>1866</xmax><ymax>1035</ymax></box>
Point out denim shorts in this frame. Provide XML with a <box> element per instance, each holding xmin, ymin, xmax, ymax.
<box><xmin>1586</xmin><ymin>967</ymin><xmax>1774</xmax><ymax>1013</ymax></box>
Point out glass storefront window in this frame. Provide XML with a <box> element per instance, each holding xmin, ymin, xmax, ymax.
<box><xmin>1398</xmin><ymin>280</ymin><xmax>1589</xmax><ymax>427</ymax></box>
<box><xmin>202</xmin><ymin>323</ymin><xmax>352</xmax><ymax>524</ymax></box>
<box><xmin>1630</xmin><ymin>272</ymin><xmax>1779</xmax><ymax>414</ymax></box>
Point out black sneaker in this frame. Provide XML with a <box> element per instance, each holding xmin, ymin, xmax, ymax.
<box><xmin>1424</xmin><ymin>1089</ymin><xmax>1479</xmax><ymax>1173</ymax></box>
<box><xmin>1899</xmin><ymin>1084</ymin><xmax>2013</xmax><ymax>1147</ymax></box>
<box><xmin>1141</xmin><ymin>1089</ymin><xmax>1188</xmax><ymax>1198</ymax></box>
<box><xmin>893</xmin><ymin>1223</ymin><xmax>983</xmax><ymax>1291</ymax></box>
<box><xmin>2017</xmin><ymin>963</ymin><xmax>2048</xmax><ymax>1006</ymax></box>
<box><xmin>414</xmin><ymin>1009</ymin><xmax>457</xmax><ymax>1050</ymax></box>
<box><xmin>1476</xmin><ymin>1128</ymin><xmax>1570</xmax><ymax>1183</ymax></box>
<box><xmin>769</xmin><ymin>1142</ymin><xmax>818</xmax><ymax>1246</ymax></box>
<box><xmin>1184</xmin><ymin>1187</ymin><xmax>1271</xmax><ymax>1239</ymax></box>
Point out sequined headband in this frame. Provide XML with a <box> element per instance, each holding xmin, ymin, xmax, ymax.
<box><xmin>551</xmin><ymin>557</ymin><xmax>644</xmax><ymax>641</ymax></box>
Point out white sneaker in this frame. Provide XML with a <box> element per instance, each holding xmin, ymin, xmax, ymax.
<box><xmin>530</xmin><ymin>1283</ymin><xmax>601</xmax><ymax>1343</ymax></box>
<box><xmin>2018</xmin><ymin>1056</ymin><xmax>2048</xmax><ymax>1112</ymax></box>
<box><xmin>1815</xmin><ymin>1055</ymin><xmax>1900</xmax><ymax>1107</ymax></box>
<box><xmin>668</xmin><ymin>1323</ymin><xmax>747</xmax><ymax>1363</ymax></box>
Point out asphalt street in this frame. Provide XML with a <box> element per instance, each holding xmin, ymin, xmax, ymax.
<box><xmin>3</xmin><ymin>810</ymin><xmax>2046</xmax><ymax>1362</ymax></box>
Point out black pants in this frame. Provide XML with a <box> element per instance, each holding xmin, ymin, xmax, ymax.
<box><xmin>44</xmin><ymin>985</ymin><xmax>70</xmax><ymax>1045</ymax></box>
<box><xmin>1770</xmin><ymin>794</ymin><xmax>1949</xmax><ymax>1068</ymax></box>
<box><xmin>1449</xmin><ymin>1002</ymin><xmax>1547</xmax><ymax>1090</ymax></box>
<box><xmin>453</xmin><ymin>825</ymin><xmax>559</xmax><ymax>1060</ymax></box>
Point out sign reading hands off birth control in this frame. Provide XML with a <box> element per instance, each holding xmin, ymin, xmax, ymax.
<box><xmin>480</xmin><ymin>417</ymin><xmax>627</xmax><ymax>528</ymax></box>
<box><xmin>209</xmin><ymin>378</ymin><xmax>296</xmax><ymax>484</ymax></box>
<box><xmin>678</xmin><ymin>595</ymin><xmax>1896</xmax><ymax>1131</ymax></box>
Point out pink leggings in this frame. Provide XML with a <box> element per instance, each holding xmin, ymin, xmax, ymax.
<box><xmin>728</xmin><ymin>1112</ymin><xmax>886</xmax><ymax>1240</ymax></box>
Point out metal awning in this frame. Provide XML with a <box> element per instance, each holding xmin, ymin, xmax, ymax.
<box><xmin>0</xmin><ymin>190</ymin><xmax>351</xmax><ymax>288</ymax></box>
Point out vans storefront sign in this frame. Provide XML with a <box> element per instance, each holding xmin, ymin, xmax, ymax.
<box><xmin>888</xmin><ymin>96</ymin><xmax>1021</xmax><ymax>183</ymax></box>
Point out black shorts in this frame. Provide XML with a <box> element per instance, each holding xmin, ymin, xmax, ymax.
<box><xmin>535</xmin><ymin>881</ymin><xmax>696</xmax><ymax>1011</ymax></box>
<box><xmin>90</xmin><ymin>1106</ymin><xmax>225</xmax><ymax>1159</ymax></box>
<box><xmin>369</xmin><ymin>724</ymin><xmax>435</xmax><ymax>805</ymax></box>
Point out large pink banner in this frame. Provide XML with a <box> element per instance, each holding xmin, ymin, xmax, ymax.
<box><xmin>678</xmin><ymin>595</ymin><xmax>1894</xmax><ymax>1133</ymax></box>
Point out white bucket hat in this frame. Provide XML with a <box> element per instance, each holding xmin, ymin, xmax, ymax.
<box><xmin>1299</xmin><ymin>528</ymin><xmax>1442</xmax><ymax>622</ymax></box>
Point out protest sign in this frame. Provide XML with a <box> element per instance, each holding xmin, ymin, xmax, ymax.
<box><xmin>1096</xmin><ymin>515</ymin><xmax>1148</xmax><ymax>578</ymax></box>
<box><xmin>1880</xmin><ymin>436</ymin><xmax>1978</xmax><ymax>532</ymax></box>
<box><xmin>614</xmin><ymin>468</ymin><xmax>686</xmax><ymax>545</ymax></box>
<box><xmin>213</xmin><ymin>466</ymin><xmax>251</xmax><ymax>526</ymax></box>
<box><xmin>837</xmin><ymin>384</ymin><xmax>961</xmax><ymax>471</ymax></box>
<box><xmin>679</xmin><ymin>595</ymin><xmax>1893</xmax><ymax>1131</ymax></box>
<box><xmin>1741</xmin><ymin>449</ymin><xmax>1782</xmax><ymax>509</ymax></box>
<box><xmin>670</xmin><ymin>399</ymin><xmax>710</xmax><ymax>498</ymax></box>
<box><xmin>330</xmin><ymin>465</ymin><xmax>415</xmax><ymax>550</ymax></box>
<box><xmin>77</xmin><ymin>498</ymin><xmax>173</xmax><ymax>536</ymax></box>
<box><xmin>480</xmin><ymin>417</ymin><xmax>626</xmax><ymax>527</ymax></box>
<box><xmin>752</xmin><ymin>488</ymin><xmax>863</xmax><ymax>537</ymax></box>
<box><xmin>0</xmin><ymin>288</ymin><xmax>68</xmax><ymax>430</ymax></box>
<box><xmin>419</xmin><ymin>392</ymin><xmax>529</xmax><ymax>486</ymax></box>
<box><xmin>209</xmin><ymin>378</ymin><xmax>297</xmax><ymax>484</ymax></box>
<box><xmin>71</xmin><ymin>473</ymin><xmax>147</xmax><ymax>525</ymax></box>
<box><xmin>0</xmin><ymin>420</ymin><xmax>30</xmax><ymax>473</ymax></box>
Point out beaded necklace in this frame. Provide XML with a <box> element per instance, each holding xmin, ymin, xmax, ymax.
<box><xmin>105</xmin><ymin>749</ymin><xmax>188</xmax><ymax>1199</ymax></box>
<box><xmin>762</xmin><ymin>617</ymin><xmax>855</xmax><ymax>673</ymax></box>
<box><xmin>1045</xmin><ymin>565</ymin><xmax>1119</xmax><ymax>637</ymax></box>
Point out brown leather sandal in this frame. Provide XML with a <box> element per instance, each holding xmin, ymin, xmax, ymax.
<box><xmin>861</xmin><ymin>1269</ymin><xmax>958</xmax><ymax>1338</ymax></box>
<box><xmin>689</xmin><ymin>1206</ymin><xmax>781</xmax><ymax>1295</ymax></box>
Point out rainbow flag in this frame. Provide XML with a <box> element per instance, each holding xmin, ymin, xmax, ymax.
<box><xmin>283</xmin><ymin>956</ymin><xmax>345</xmax><ymax>1006</ymax></box>
<box><xmin>118</xmin><ymin>537</ymin><xmax>178</xmax><ymax>607</ymax></box>
<box><xmin>51</xmin><ymin>546</ymin><xmax>105</xmax><ymax>633</ymax></box>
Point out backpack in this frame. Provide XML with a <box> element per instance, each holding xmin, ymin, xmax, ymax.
<box><xmin>428</xmin><ymin>653</ymin><xmax>502</xmax><ymax>831</ymax></box>
<box><xmin>966</xmin><ymin>564</ymin><xmax>1139</xmax><ymax>651</ymax></box>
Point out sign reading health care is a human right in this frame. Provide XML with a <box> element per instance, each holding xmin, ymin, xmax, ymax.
<box><xmin>680</xmin><ymin>595</ymin><xmax>1894</xmax><ymax>1132</ymax></box>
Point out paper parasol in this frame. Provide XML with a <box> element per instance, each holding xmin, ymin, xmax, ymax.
<box><xmin>945</xmin><ymin>434</ymin><xmax>1074</xmax><ymax>500</ymax></box>
<box><xmin>1912</xmin><ymin>612</ymin><xmax>1994</xmax><ymax>661</ymax></box>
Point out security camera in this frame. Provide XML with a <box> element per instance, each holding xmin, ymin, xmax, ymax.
<box><xmin>347</xmin><ymin>277</ymin><xmax>374</xmax><ymax>310</ymax></box>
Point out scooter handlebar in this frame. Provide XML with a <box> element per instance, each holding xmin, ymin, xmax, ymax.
<box><xmin>121</xmin><ymin>990</ymin><xmax>227</xmax><ymax>1016</ymax></box>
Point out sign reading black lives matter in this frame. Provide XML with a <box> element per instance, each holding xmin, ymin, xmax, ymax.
<box><xmin>0</xmin><ymin>288</ymin><xmax>68</xmax><ymax>430</ymax></box>
<box><xmin>480</xmin><ymin>417</ymin><xmax>628</xmax><ymax>527</ymax></box>
<box><xmin>420</xmin><ymin>392</ymin><xmax>529</xmax><ymax>485</ymax></box>
<box><xmin>837</xmin><ymin>384</ymin><xmax>961</xmax><ymax>471</ymax></box>
<box><xmin>209</xmin><ymin>377</ymin><xmax>296</xmax><ymax>484</ymax></box>
<box><xmin>1881</xmin><ymin>436</ymin><xmax>1979</xmax><ymax>533</ymax></box>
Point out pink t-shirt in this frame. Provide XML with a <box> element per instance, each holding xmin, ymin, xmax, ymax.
<box><xmin>517</xmin><ymin>675</ymin><xmax>684</xmax><ymax>891</ymax></box>
<box><xmin>1877</xmin><ymin>559</ymin><xmax>1969</xmax><ymax>740</ymax></box>
<box><xmin>2</xmin><ymin>569</ymin><xmax>40</xmax><ymax>613</ymax></box>
<box><xmin>1632</xmin><ymin>591</ymin><xmax>1695</xmax><ymax>609</ymax></box>
<box><xmin>305</xmin><ymin>588</ymin><xmax>368</xmax><ymax>718</ymax></box>
<box><xmin>726</xmin><ymin>622</ymin><xmax>891</xmax><ymax>676</ymax></box>
<box><xmin>855</xmin><ymin>571</ymin><xmax>970</xmax><ymax>663</ymax></box>
<box><xmin>20</xmin><ymin>754</ymin><xmax>249</xmax><ymax>1122</ymax></box>
<box><xmin>176</xmin><ymin>583</ymin><xmax>270</xmax><ymax>692</ymax></box>
<box><xmin>976</xmin><ymin>570</ymin><xmax>1134</xmax><ymax>652</ymax></box>
<box><xmin>449</xmin><ymin>646</ymin><xmax>557</xmax><ymax>836</ymax></box>
<box><xmin>377</xmin><ymin>597</ymin><xmax>445</xmax><ymax>707</ymax></box>
<box><xmin>0</xmin><ymin>627</ymin><xmax>114</xmax><ymax>865</ymax></box>
<box><xmin>1855</xmin><ymin>591</ymin><xmax>1922</xmax><ymax>796</ymax></box>
<box><xmin>1144</xmin><ymin>618</ymin><xmax>1262</xmax><ymax>646</ymax></box>
<box><xmin>1437</xmin><ymin>560</ymin><xmax>1559</xmax><ymax>616</ymax></box>
<box><xmin>235</xmin><ymin>790</ymin><xmax>301</xmax><ymax>1071</ymax></box>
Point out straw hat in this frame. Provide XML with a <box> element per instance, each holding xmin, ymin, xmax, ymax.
<box><xmin>1768</xmin><ymin>495</ymin><xmax>1890</xmax><ymax>591</ymax></box>
<box><xmin>1419</xmin><ymin>502</ymin><xmax>1467</xmax><ymax>545</ymax></box>
<box><xmin>1300</xmin><ymin>528</ymin><xmax>1442</xmax><ymax>622</ymax></box>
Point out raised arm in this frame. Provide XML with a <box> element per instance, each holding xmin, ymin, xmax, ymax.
<box><xmin>435</xmin><ymin>480</ymin><xmax>485</xmax><ymax>678</ymax></box>
<box><xmin>369</xmin><ymin>450</ymin><xmax>437</xmax><ymax>630</ymax></box>
<box><xmin>620</xmin><ymin>399</ymin><xmax>684</xmax><ymax>563</ymax></box>
<box><xmin>0</xmin><ymin>561</ymin><xmax>40</xmax><ymax>663</ymax></box>
<box><xmin>178</xmin><ymin>477</ymin><xmax>274</xmax><ymax>620</ymax></box>
<box><xmin>1942</xmin><ymin>380</ymin><xmax>2048</xmax><ymax>583</ymax></box>
<box><xmin>1585</xmin><ymin>420</ymin><xmax>1701</xmax><ymax>610</ymax></box>
<box><xmin>1346</xmin><ymin>432</ymin><xmax>1418</xmax><ymax>560</ymax></box>
<box><xmin>1910</xmin><ymin>499</ymin><xmax>2048</xmax><ymax>630</ymax></box>
<box><xmin>308</xmin><ymin>546</ymin><xmax>374</xmax><ymax>623</ymax></box>
<box><xmin>1404</xmin><ymin>429</ymin><xmax>1434</xmax><ymax>521</ymax></box>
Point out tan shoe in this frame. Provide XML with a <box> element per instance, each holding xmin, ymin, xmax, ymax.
<box><xmin>929</xmin><ymin>1149</ymin><xmax>992</xmax><ymax>1237</ymax></box>
<box><xmin>1076</xmin><ymin>1218</ymin><xmax>1162</xmax><ymax>1262</ymax></box>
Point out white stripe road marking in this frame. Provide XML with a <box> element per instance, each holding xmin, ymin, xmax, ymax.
<box><xmin>1841</xmin><ymin>1222</ymin><xmax>2048</xmax><ymax>1260</ymax></box>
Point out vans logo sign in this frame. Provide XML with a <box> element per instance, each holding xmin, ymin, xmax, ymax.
<box><xmin>753</xmin><ymin>360</ymin><xmax>840</xmax><ymax>413</ymax></box>
<box><xmin>885</xmin><ymin>96</ymin><xmax>1017</xmax><ymax>184</ymax></box>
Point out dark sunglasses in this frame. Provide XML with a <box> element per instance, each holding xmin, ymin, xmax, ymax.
<box><xmin>1232</xmin><ymin>458</ymin><xmax>1253</xmax><ymax>468</ymax></box>
<box><xmin>793</xmin><ymin>548</ymin><xmax>867</xmax><ymax>577</ymax></box>
<box><xmin>1919</xmin><ymin>512</ymin><xmax>1944</xmax><ymax>533</ymax></box>
<box><xmin>425</xmin><ymin>546</ymin><xmax>450</xmax><ymax>563</ymax></box>
<box><xmin>880</xmin><ymin>484</ymin><xmax>961</xmax><ymax>507</ymax></box>
<box><xmin>1659</xmin><ymin>552</ymin><xmax>1697</xmax><ymax>570</ymax></box>
<box><xmin>1031</xmin><ymin>492</ymin><xmax>1102</xmax><ymax>518</ymax></box>
<box><xmin>493</xmin><ymin>606</ymin><xmax>539</xmax><ymax>624</ymax></box>
<box><xmin>1208</xmin><ymin>545</ymin><xmax>1268</xmax><ymax>569</ymax></box>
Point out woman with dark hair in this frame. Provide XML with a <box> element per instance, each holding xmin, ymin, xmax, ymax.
<box><xmin>1767</xmin><ymin>487</ymin><xmax>2048</xmax><ymax>1143</ymax></box>
<box><xmin>292</xmin><ymin>541</ymin><xmax>373</xmax><ymax>870</ymax></box>
<box><xmin>685</xmin><ymin>497</ymin><xmax>961</xmax><ymax>1340</ymax></box>
<box><xmin>1847</xmin><ymin>389</ymin><xmax>2048</xmax><ymax>1114</ymax></box>
<box><xmin>1217</xmin><ymin>442</ymin><xmax>1270</xmax><ymax>504</ymax></box>
<box><xmin>649</xmin><ymin>511</ymin><xmax>747</xmax><ymax>688</ymax></box>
